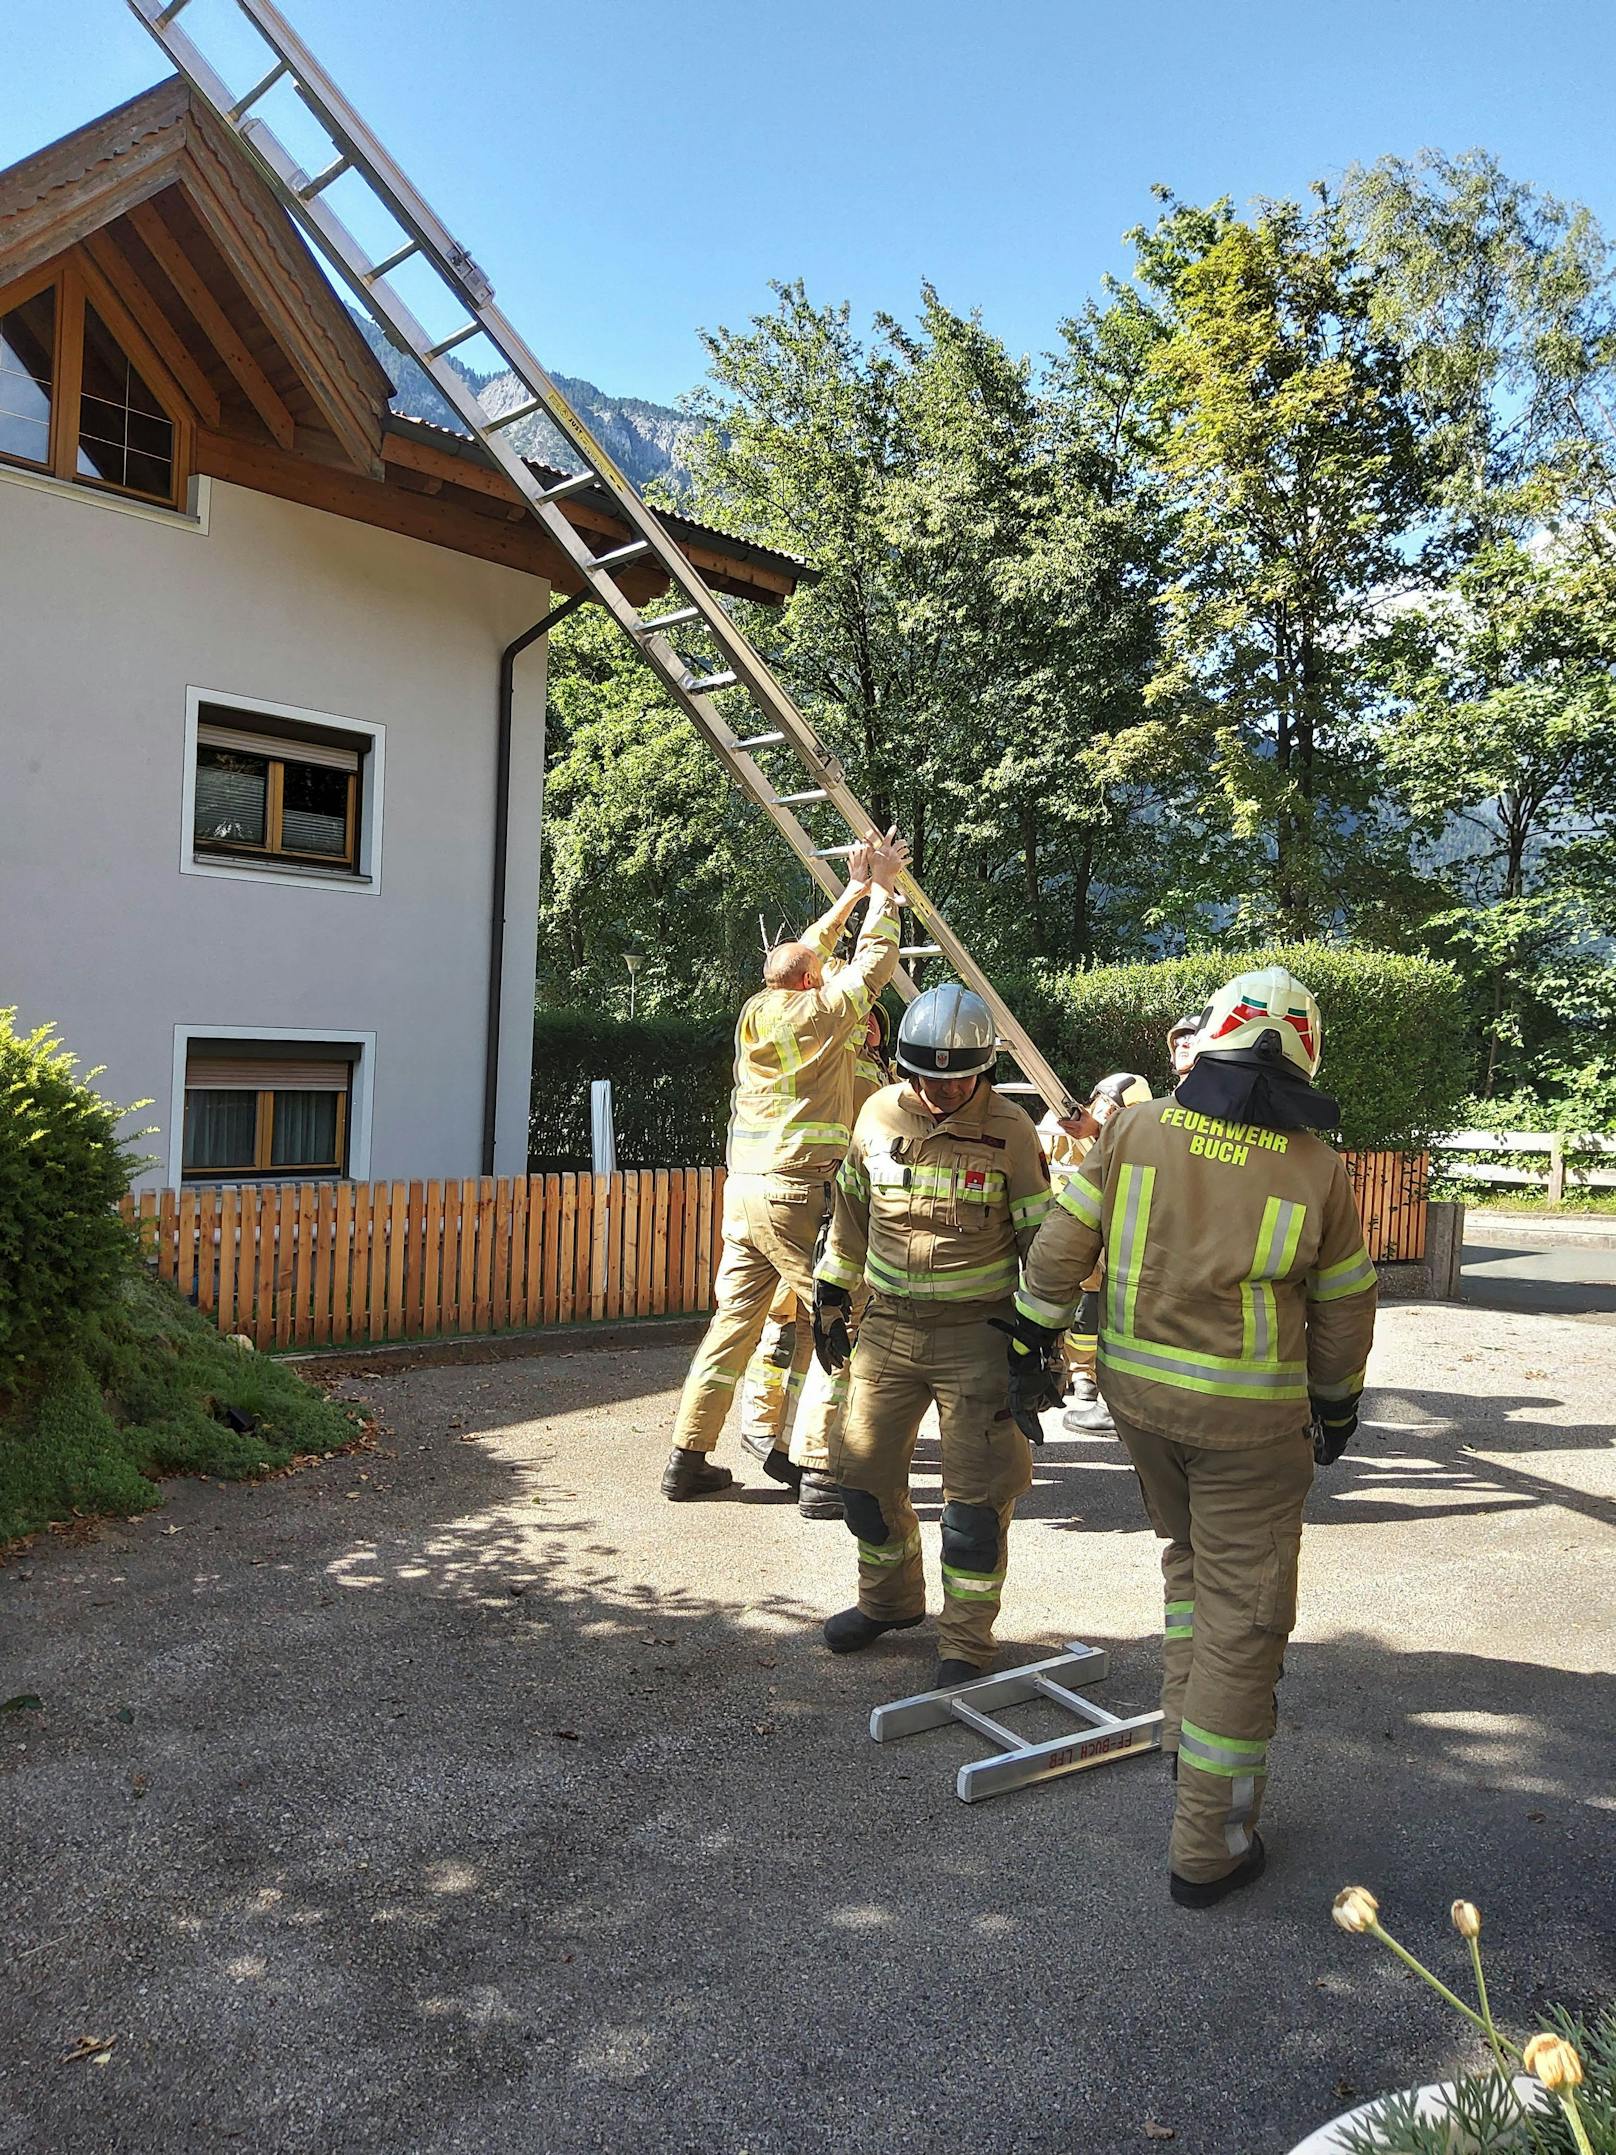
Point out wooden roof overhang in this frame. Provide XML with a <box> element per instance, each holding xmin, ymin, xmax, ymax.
<box><xmin>0</xmin><ymin>80</ymin><xmax>807</xmax><ymax>608</ymax></box>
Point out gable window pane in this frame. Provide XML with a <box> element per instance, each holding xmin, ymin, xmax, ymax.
<box><xmin>195</xmin><ymin>747</ymin><xmax>268</xmax><ymax>848</ymax></box>
<box><xmin>77</xmin><ymin>302</ymin><xmax>173</xmax><ymax>499</ymax></box>
<box><xmin>280</xmin><ymin>759</ymin><xmax>349</xmax><ymax>857</ymax></box>
<box><xmin>0</xmin><ymin>287</ymin><xmax>54</xmax><ymax>468</ymax></box>
<box><xmin>270</xmin><ymin>1090</ymin><xmax>340</xmax><ymax>1169</ymax></box>
<box><xmin>184</xmin><ymin>1090</ymin><xmax>257</xmax><ymax>1172</ymax></box>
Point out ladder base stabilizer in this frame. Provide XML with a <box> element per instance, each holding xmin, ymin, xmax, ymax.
<box><xmin>869</xmin><ymin>1642</ymin><xmax>1164</xmax><ymax>1803</ymax></box>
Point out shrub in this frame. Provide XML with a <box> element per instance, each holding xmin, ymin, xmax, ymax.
<box><xmin>1433</xmin><ymin>1090</ymin><xmax>1616</xmax><ymax>1209</ymax></box>
<box><xmin>1015</xmin><ymin>944</ymin><xmax>1471</xmax><ymax>1151</ymax></box>
<box><xmin>0</xmin><ymin>1009</ymin><xmax>147</xmax><ymax>1376</ymax></box>
<box><xmin>0</xmin><ymin>1274</ymin><xmax>367</xmax><ymax>1544</ymax></box>
<box><xmin>530</xmin><ymin>1009</ymin><xmax>735</xmax><ymax>1168</ymax></box>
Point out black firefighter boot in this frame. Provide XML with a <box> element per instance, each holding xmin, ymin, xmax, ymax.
<box><xmin>1169</xmin><ymin>1834</ymin><xmax>1267</xmax><ymax>1910</ymax></box>
<box><xmin>797</xmin><ymin>1470</ymin><xmax>843</xmax><ymax>1521</ymax></box>
<box><xmin>823</xmin><ymin>1607</ymin><xmax>924</xmax><ymax>1654</ymax></box>
<box><xmin>660</xmin><ymin>1448</ymin><xmax>734</xmax><ymax>1502</ymax></box>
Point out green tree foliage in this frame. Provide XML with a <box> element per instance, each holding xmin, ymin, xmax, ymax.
<box><xmin>0</xmin><ymin>1010</ymin><xmax>144</xmax><ymax>1376</ymax></box>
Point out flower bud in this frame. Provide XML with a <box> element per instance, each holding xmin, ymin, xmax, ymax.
<box><xmin>1332</xmin><ymin>1886</ymin><xmax>1380</xmax><ymax>1934</ymax></box>
<box><xmin>1450</xmin><ymin>1900</ymin><xmax>1482</xmax><ymax>1940</ymax></box>
<box><xmin>1524</xmin><ymin>2035</ymin><xmax>1583</xmax><ymax>2091</ymax></box>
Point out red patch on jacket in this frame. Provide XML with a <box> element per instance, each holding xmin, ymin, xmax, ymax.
<box><xmin>964</xmin><ymin>1169</ymin><xmax>986</xmax><ymax>1191</ymax></box>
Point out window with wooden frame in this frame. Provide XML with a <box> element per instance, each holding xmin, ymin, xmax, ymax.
<box><xmin>182</xmin><ymin>1048</ymin><xmax>355</xmax><ymax>1181</ymax></box>
<box><xmin>0</xmin><ymin>256</ymin><xmax>191</xmax><ymax>509</ymax></box>
<box><xmin>192</xmin><ymin>711</ymin><xmax>363</xmax><ymax>871</ymax></box>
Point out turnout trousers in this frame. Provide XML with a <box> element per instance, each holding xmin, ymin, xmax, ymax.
<box><xmin>1115</xmin><ymin>1413</ymin><xmax>1315</xmax><ymax>1883</ymax></box>
<box><xmin>827</xmin><ymin>1300</ymin><xmax>1033</xmax><ymax>1665</ymax></box>
<box><xmin>737</xmin><ymin>1283</ymin><xmax>856</xmax><ymax>1473</ymax></box>
<box><xmin>672</xmin><ymin>1173</ymin><xmax>829</xmax><ymax>1455</ymax></box>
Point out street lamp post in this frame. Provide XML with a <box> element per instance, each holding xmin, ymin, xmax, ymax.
<box><xmin>624</xmin><ymin>951</ymin><xmax>645</xmax><ymax>1020</ymax></box>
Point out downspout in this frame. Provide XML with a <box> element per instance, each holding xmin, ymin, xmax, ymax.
<box><xmin>483</xmin><ymin>588</ymin><xmax>593</xmax><ymax>1176</ymax></box>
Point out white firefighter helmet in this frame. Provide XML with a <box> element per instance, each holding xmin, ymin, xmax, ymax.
<box><xmin>1091</xmin><ymin>1071</ymin><xmax>1152</xmax><ymax>1111</ymax></box>
<box><xmin>1195</xmin><ymin>967</ymin><xmax>1322</xmax><ymax>1079</ymax></box>
<box><xmin>896</xmin><ymin>983</ymin><xmax>997</xmax><ymax>1080</ymax></box>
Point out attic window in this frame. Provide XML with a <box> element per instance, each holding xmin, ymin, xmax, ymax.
<box><xmin>0</xmin><ymin>260</ymin><xmax>188</xmax><ymax>509</ymax></box>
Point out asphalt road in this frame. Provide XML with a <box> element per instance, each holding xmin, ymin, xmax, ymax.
<box><xmin>4</xmin><ymin>1301</ymin><xmax>1612</xmax><ymax>2155</ymax></box>
<box><xmin>1462</xmin><ymin>1234</ymin><xmax>1616</xmax><ymax>1324</ymax></box>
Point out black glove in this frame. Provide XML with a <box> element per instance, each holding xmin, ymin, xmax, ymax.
<box><xmin>1310</xmin><ymin>1392</ymin><xmax>1360</xmax><ymax>1465</ymax></box>
<box><xmin>811</xmin><ymin>1283</ymin><xmax>853</xmax><ymax>1374</ymax></box>
<box><xmin>989</xmin><ymin>1312</ymin><xmax>1066</xmax><ymax>1446</ymax></box>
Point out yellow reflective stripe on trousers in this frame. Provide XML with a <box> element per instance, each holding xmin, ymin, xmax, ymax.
<box><xmin>1309</xmin><ymin>1246</ymin><xmax>1376</xmax><ymax>1302</ymax></box>
<box><xmin>1164</xmin><ymin>1598</ymin><xmax>1194</xmax><ymax>1641</ymax></box>
<box><xmin>1106</xmin><ymin>1162</ymin><xmax>1156</xmax><ymax>1337</ymax></box>
<box><xmin>942</xmin><ymin>1564</ymin><xmax>1004</xmax><ymax>1600</ymax></box>
<box><xmin>859</xmin><ymin>1529</ymin><xmax>920</xmax><ymax>1569</ymax></box>
<box><xmin>1098</xmin><ymin>1332</ymin><xmax>1308</xmax><ymax>1402</ymax></box>
<box><xmin>1178</xmin><ymin>1718</ymin><xmax>1267</xmax><ymax>1778</ymax></box>
<box><xmin>1240</xmin><ymin>1195</ymin><xmax>1308</xmax><ymax>1362</ymax></box>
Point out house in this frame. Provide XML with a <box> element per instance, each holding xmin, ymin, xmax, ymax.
<box><xmin>0</xmin><ymin>80</ymin><xmax>803</xmax><ymax>1192</ymax></box>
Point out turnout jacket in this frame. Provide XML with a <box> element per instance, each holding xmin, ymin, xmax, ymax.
<box><xmin>1017</xmin><ymin>1097</ymin><xmax>1377</xmax><ymax>1445</ymax></box>
<box><xmin>818</xmin><ymin>1081</ymin><xmax>1053</xmax><ymax>1313</ymax></box>
<box><xmin>726</xmin><ymin>895</ymin><xmax>900</xmax><ymax>1179</ymax></box>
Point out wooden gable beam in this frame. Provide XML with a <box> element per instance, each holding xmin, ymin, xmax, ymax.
<box><xmin>79</xmin><ymin>229</ymin><xmax>221</xmax><ymax>428</ymax></box>
<box><xmin>0</xmin><ymin>83</ymin><xmax>190</xmax><ymax>294</ymax></box>
<box><xmin>126</xmin><ymin>198</ymin><xmax>296</xmax><ymax>452</ymax></box>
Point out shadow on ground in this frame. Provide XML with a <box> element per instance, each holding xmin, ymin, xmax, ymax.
<box><xmin>2</xmin><ymin>1346</ymin><xmax>1612</xmax><ymax>2155</ymax></box>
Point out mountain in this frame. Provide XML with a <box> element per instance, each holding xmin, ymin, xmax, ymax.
<box><xmin>348</xmin><ymin>310</ymin><xmax>701</xmax><ymax>497</ymax></box>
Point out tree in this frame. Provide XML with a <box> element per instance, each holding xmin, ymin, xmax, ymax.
<box><xmin>1382</xmin><ymin>541</ymin><xmax>1616</xmax><ymax>1091</ymax></box>
<box><xmin>1136</xmin><ymin>190</ymin><xmax>1423</xmax><ymax>935</ymax></box>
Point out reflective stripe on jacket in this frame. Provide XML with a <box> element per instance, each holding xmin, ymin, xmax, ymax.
<box><xmin>726</xmin><ymin>900</ymin><xmax>900</xmax><ymax>1177</ymax></box>
<box><xmin>1017</xmin><ymin>1097</ymin><xmax>1377</xmax><ymax>1445</ymax></box>
<box><xmin>818</xmin><ymin>1080</ymin><xmax>1052</xmax><ymax>1311</ymax></box>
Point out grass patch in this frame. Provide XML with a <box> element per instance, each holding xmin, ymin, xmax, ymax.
<box><xmin>1439</xmin><ymin>1186</ymin><xmax>1616</xmax><ymax>1217</ymax></box>
<box><xmin>0</xmin><ymin>1273</ymin><xmax>368</xmax><ymax>1546</ymax></box>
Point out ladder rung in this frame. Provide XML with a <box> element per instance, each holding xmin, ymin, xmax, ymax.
<box><xmin>230</xmin><ymin>59</ymin><xmax>289</xmax><ymax>119</ymax></box>
<box><xmin>365</xmin><ymin>239</ymin><xmax>420</xmax><ymax>282</ymax></box>
<box><xmin>299</xmin><ymin>154</ymin><xmax>352</xmax><ymax>200</ymax></box>
<box><xmin>772</xmin><ymin>788</ymin><xmax>827</xmax><ymax>807</ymax></box>
<box><xmin>155</xmin><ymin>0</ymin><xmax>192</xmax><ymax>23</ymax></box>
<box><xmin>683</xmin><ymin>670</ymin><xmax>738</xmax><ymax>694</ymax></box>
<box><xmin>487</xmin><ymin>396</ymin><xmax>543</xmax><ymax>432</ymax></box>
<box><xmin>535</xmin><ymin>470</ymin><xmax>597</xmax><ymax>503</ymax></box>
<box><xmin>813</xmin><ymin>844</ymin><xmax>859</xmax><ymax>859</ymax></box>
<box><xmin>592</xmin><ymin>539</ymin><xmax>654</xmax><ymax>571</ymax></box>
<box><xmin>903</xmin><ymin>944</ymin><xmax>942</xmax><ymax>960</ymax></box>
<box><xmin>950</xmin><ymin>1698</ymin><xmax>1023</xmax><ymax>1752</ymax></box>
<box><xmin>997</xmin><ymin>1082</ymin><xmax>1042</xmax><ymax>1094</ymax></box>
<box><xmin>425</xmin><ymin>321</ymin><xmax>482</xmax><ymax>359</ymax></box>
<box><xmin>736</xmin><ymin>732</ymin><xmax>786</xmax><ymax>751</ymax></box>
<box><xmin>638</xmin><ymin>606</ymin><xmax>702</xmax><ymax>632</ymax></box>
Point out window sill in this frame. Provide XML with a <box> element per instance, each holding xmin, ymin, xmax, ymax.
<box><xmin>184</xmin><ymin>851</ymin><xmax>376</xmax><ymax>895</ymax></box>
<box><xmin>0</xmin><ymin>459</ymin><xmax>210</xmax><ymax>533</ymax></box>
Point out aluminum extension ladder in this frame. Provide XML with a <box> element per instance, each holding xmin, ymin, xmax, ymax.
<box><xmin>126</xmin><ymin>0</ymin><xmax>1076</xmax><ymax>1118</ymax></box>
<box><xmin>871</xmin><ymin>1643</ymin><xmax>1163</xmax><ymax>1802</ymax></box>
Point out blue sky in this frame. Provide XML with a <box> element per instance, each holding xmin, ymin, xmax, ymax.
<box><xmin>6</xmin><ymin>0</ymin><xmax>1614</xmax><ymax>408</ymax></box>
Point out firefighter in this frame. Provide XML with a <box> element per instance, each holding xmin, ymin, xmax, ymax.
<box><xmin>661</xmin><ymin>829</ymin><xmax>907</xmax><ymax>1500</ymax></box>
<box><xmin>1167</xmin><ymin>1012</ymin><xmax>1201</xmax><ymax>1083</ymax></box>
<box><xmin>1008</xmin><ymin>967</ymin><xmax>1377</xmax><ymax>1906</ymax></box>
<box><xmin>811</xmin><ymin>985</ymin><xmax>1054</xmax><ymax>1687</ymax></box>
<box><xmin>737</xmin><ymin>1002</ymin><xmax>896</xmax><ymax>1519</ymax></box>
<box><xmin>1037</xmin><ymin>1073</ymin><xmax>1151</xmax><ymax>1436</ymax></box>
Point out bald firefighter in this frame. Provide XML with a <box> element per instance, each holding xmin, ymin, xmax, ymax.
<box><xmin>812</xmin><ymin>985</ymin><xmax>1054</xmax><ymax>1687</ymax></box>
<box><xmin>1036</xmin><ymin>1072</ymin><xmax>1152</xmax><ymax>1437</ymax></box>
<box><xmin>660</xmin><ymin>830</ymin><xmax>907</xmax><ymax>1500</ymax></box>
<box><xmin>737</xmin><ymin>1003</ymin><xmax>894</xmax><ymax>1520</ymax></box>
<box><xmin>1009</xmin><ymin>968</ymin><xmax>1376</xmax><ymax>1905</ymax></box>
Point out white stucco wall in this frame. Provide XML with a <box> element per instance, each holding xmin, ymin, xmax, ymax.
<box><xmin>0</xmin><ymin>467</ymin><xmax>549</xmax><ymax>1189</ymax></box>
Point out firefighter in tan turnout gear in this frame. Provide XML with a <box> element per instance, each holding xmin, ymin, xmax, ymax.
<box><xmin>1011</xmin><ymin>967</ymin><xmax>1377</xmax><ymax>1907</ymax></box>
<box><xmin>1037</xmin><ymin>1073</ymin><xmax>1152</xmax><ymax>1437</ymax></box>
<box><xmin>737</xmin><ymin>1003</ymin><xmax>895</xmax><ymax>1520</ymax></box>
<box><xmin>811</xmin><ymin>985</ymin><xmax>1054</xmax><ymax>1687</ymax></box>
<box><xmin>660</xmin><ymin>830</ymin><xmax>907</xmax><ymax>1500</ymax></box>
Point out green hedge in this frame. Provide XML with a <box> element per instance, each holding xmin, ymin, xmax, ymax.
<box><xmin>1015</xmin><ymin>944</ymin><xmax>1470</xmax><ymax>1151</ymax></box>
<box><xmin>531</xmin><ymin>1010</ymin><xmax>735</xmax><ymax>1168</ymax></box>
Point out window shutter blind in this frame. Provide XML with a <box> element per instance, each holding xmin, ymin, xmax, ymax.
<box><xmin>196</xmin><ymin>721</ymin><xmax>360</xmax><ymax>773</ymax></box>
<box><xmin>187</xmin><ymin>1058</ymin><xmax>350</xmax><ymax>1090</ymax></box>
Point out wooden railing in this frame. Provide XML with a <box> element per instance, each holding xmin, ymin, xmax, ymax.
<box><xmin>123</xmin><ymin>1170</ymin><xmax>725</xmax><ymax>1351</ymax></box>
<box><xmin>1434</xmin><ymin>1129</ymin><xmax>1616</xmax><ymax>1204</ymax></box>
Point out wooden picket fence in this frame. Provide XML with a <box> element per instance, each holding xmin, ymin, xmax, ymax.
<box><xmin>122</xmin><ymin>1170</ymin><xmax>725</xmax><ymax>1352</ymax></box>
<box><xmin>124</xmin><ymin>1146</ymin><xmax>1428</xmax><ymax>1352</ymax></box>
<box><xmin>1341</xmin><ymin>1149</ymin><xmax>1427</xmax><ymax>1263</ymax></box>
